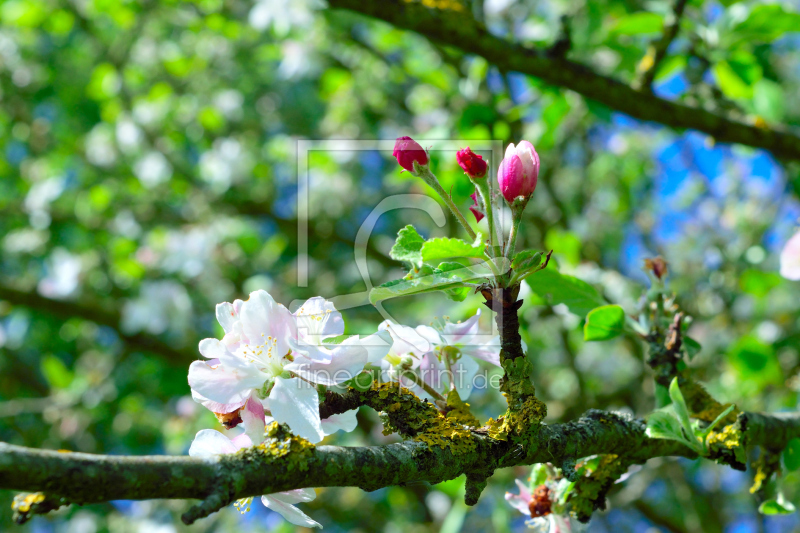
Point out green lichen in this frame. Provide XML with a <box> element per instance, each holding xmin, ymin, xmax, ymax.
<box><xmin>251</xmin><ymin>422</ymin><xmax>316</xmax><ymax>473</ymax></box>
<box><xmin>567</xmin><ymin>454</ymin><xmax>630</xmax><ymax>523</ymax></box>
<box><xmin>364</xmin><ymin>382</ymin><xmax>479</xmax><ymax>454</ymax></box>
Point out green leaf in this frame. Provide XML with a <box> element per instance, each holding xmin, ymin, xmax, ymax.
<box><xmin>525</xmin><ymin>265</ymin><xmax>605</xmax><ymax>318</ymax></box>
<box><xmin>739</xmin><ymin>269</ymin><xmax>782</xmax><ymax>298</ymax></box>
<box><xmin>583</xmin><ymin>305</ymin><xmax>626</xmax><ymax>342</ymax></box>
<box><xmin>390</xmin><ymin>225</ymin><xmax>425</xmax><ymax>267</ymax></box>
<box><xmin>732</xmin><ymin>4</ymin><xmax>800</xmax><ymax>44</ymax></box>
<box><xmin>511</xmin><ymin>250</ymin><xmax>542</xmax><ymax>271</ymax></box>
<box><xmin>713</xmin><ymin>61</ymin><xmax>753</xmax><ymax>99</ymax></box>
<box><xmin>783</xmin><ymin>438</ymin><xmax>800</xmax><ymax>472</ymax></box>
<box><xmin>753</xmin><ymin>79</ymin><xmax>785</xmax><ymax>124</ymax></box>
<box><xmin>610</xmin><ymin>12</ymin><xmax>664</xmax><ymax>35</ymax></box>
<box><xmin>420</xmin><ymin>233</ymin><xmax>485</xmax><ymax>263</ymax></box>
<box><xmin>369</xmin><ymin>264</ymin><xmax>487</xmax><ymax>305</ymax></box>
<box><xmin>41</xmin><ymin>354</ymin><xmax>73</xmax><ymax>389</ymax></box>
<box><xmin>669</xmin><ymin>378</ymin><xmax>695</xmax><ymax>440</ymax></box>
<box><xmin>436</xmin><ymin>262</ymin><xmax>472</xmax><ymax>302</ymax></box>
<box><xmin>727</xmin><ymin>335</ymin><xmax>783</xmax><ymax>388</ymax></box>
<box><xmin>343</xmin><ymin>371</ymin><xmax>375</xmax><ymax>392</ymax></box>
<box><xmin>683</xmin><ymin>336</ymin><xmax>701</xmax><ymax>361</ymax></box>
<box><xmin>646</xmin><ymin>408</ymin><xmax>685</xmax><ymax>443</ymax></box>
<box><xmin>759</xmin><ymin>494</ymin><xmax>796</xmax><ymax>515</ymax></box>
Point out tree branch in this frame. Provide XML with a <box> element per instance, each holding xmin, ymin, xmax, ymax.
<box><xmin>0</xmin><ymin>284</ymin><xmax>195</xmax><ymax>364</ymax></box>
<box><xmin>328</xmin><ymin>0</ymin><xmax>800</xmax><ymax>160</ymax></box>
<box><xmin>636</xmin><ymin>0</ymin><xmax>690</xmax><ymax>91</ymax></box>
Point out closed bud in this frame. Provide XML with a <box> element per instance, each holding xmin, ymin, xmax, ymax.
<box><xmin>393</xmin><ymin>136</ymin><xmax>428</xmax><ymax>173</ymax></box>
<box><xmin>497</xmin><ymin>140</ymin><xmax>539</xmax><ymax>204</ymax></box>
<box><xmin>456</xmin><ymin>147</ymin><xmax>487</xmax><ymax>179</ymax></box>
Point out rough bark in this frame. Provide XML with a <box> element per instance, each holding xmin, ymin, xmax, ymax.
<box><xmin>2</xmin><ymin>408</ymin><xmax>798</xmax><ymax>524</ymax></box>
<box><xmin>327</xmin><ymin>0</ymin><xmax>800</xmax><ymax>161</ymax></box>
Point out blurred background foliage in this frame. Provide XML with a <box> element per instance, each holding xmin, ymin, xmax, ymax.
<box><xmin>1</xmin><ymin>0</ymin><xmax>800</xmax><ymax>531</ymax></box>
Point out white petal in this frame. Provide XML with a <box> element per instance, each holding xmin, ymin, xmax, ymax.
<box><xmin>188</xmin><ymin>360</ymin><xmax>266</xmax><ymax>405</ymax></box>
<box><xmin>382</xmin><ymin>322</ymin><xmax>432</xmax><ymax>357</ymax></box>
<box><xmin>515</xmin><ymin>143</ymin><xmax>535</xmax><ymax>179</ymax></box>
<box><xmin>268</xmin><ymin>376</ymin><xmax>324</xmax><ymax>443</ymax></box>
<box><xmin>349</xmin><ymin>330</ymin><xmax>392</xmax><ymax>366</ymax></box>
<box><xmin>188</xmin><ymin>429</ymin><xmax>237</xmax><ymax>457</ymax></box>
<box><xmin>415</xmin><ymin>325</ymin><xmax>442</xmax><ymax>347</ymax></box>
<box><xmin>215</xmin><ymin>302</ymin><xmax>238</xmax><ymax>333</ymax></box>
<box><xmin>198</xmin><ymin>338</ymin><xmax>247</xmax><ymax>369</ymax></box>
<box><xmin>294</xmin><ymin>296</ymin><xmax>344</xmax><ymax>342</ymax></box>
<box><xmin>504</xmin><ymin>142</ymin><xmax>517</xmax><ymax>160</ymax></box>
<box><xmin>239</xmin><ymin>290</ymin><xmax>296</xmax><ymax>356</ymax></box>
<box><xmin>230</xmin><ymin>433</ymin><xmax>253</xmax><ymax>449</ymax></box>
<box><xmin>451</xmin><ymin>356</ymin><xmax>480</xmax><ymax>400</ymax></box>
<box><xmin>321</xmin><ymin>409</ymin><xmax>358</xmax><ymax>435</ymax></box>
<box><xmin>261</xmin><ymin>494</ymin><xmax>321</xmax><ymax>528</ymax></box>
<box><xmin>286</xmin><ymin>343</ymin><xmax>368</xmax><ymax>386</ymax></box>
<box><xmin>270</xmin><ymin>487</ymin><xmax>316</xmax><ymax>505</ymax></box>
<box><xmin>190</xmin><ymin>389</ymin><xmax>246</xmax><ymax>414</ymax></box>
<box><xmin>441</xmin><ymin>311</ymin><xmax>482</xmax><ymax>342</ymax></box>
<box><xmin>460</xmin><ymin>336</ymin><xmax>502</xmax><ymax>367</ymax></box>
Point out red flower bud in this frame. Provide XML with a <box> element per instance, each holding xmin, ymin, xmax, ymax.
<box><xmin>497</xmin><ymin>140</ymin><xmax>539</xmax><ymax>204</ymax></box>
<box><xmin>469</xmin><ymin>192</ymin><xmax>484</xmax><ymax>223</ymax></box>
<box><xmin>393</xmin><ymin>136</ymin><xmax>428</xmax><ymax>172</ymax></box>
<box><xmin>456</xmin><ymin>147</ymin><xmax>487</xmax><ymax>179</ymax></box>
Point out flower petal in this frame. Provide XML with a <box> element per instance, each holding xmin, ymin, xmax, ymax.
<box><xmin>188</xmin><ymin>429</ymin><xmax>238</xmax><ymax>457</ymax></box>
<box><xmin>294</xmin><ymin>296</ymin><xmax>344</xmax><ymax>343</ymax></box>
<box><xmin>270</xmin><ymin>488</ymin><xmax>316</xmax><ymax>505</ymax></box>
<box><xmin>261</xmin><ymin>493</ymin><xmax>321</xmax><ymax>528</ymax></box>
<box><xmin>451</xmin><ymin>355</ymin><xmax>480</xmax><ymax>400</ymax></box>
<box><xmin>190</xmin><ymin>389</ymin><xmax>246</xmax><ymax>414</ymax></box>
<box><xmin>268</xmin><ymin>376</ymin><xmax>324</xmax><ymax>443</ymax></box>
<box><xmin>241</xmin><ymin>393</ymin><xmax>267</xmax><ymax>445</ymax></box>
<box><xmin>286</xmin><ymin>342</ymin><xmax>368</xmax><ymax>386</ymax></box>
<box><xmin>780</xmin><ymin>231</ymin><xmax>800</xmax><ymax>280</ymax></box>
<box><xmin>239</xmin><ymin>290</ymin><xmax>296</xmax><ymax>356</ymax></box>
<box><xmin>198</xmin><ymin>338</ymin><xmax>247</xmax><ymax>369</ymax></box>
<box><xmin>215</xmin><ymin>302</ymin><xmax>238</xmax><ymax>334</ymax></box>
<box><xmin>321</xmin><ymin>409</ymin><xmax>359</xmax><ymax>435</ymax></box>
<box><xmin>188</xmin><ymin>360</ymin><xmax>267</xmax><ymax>405</ymax></box>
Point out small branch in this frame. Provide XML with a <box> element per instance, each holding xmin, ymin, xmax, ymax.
<box><xmin>636</xmin><ymin>0</ymin><xmax>690</xmax><ymax>91</ymax></box>
<box><xmin>0</xmin><ymin>283</ymin><xmax>195</xmax><ymax>365</ymax></box>
<box><xmin>328</xmin><ymin>0</ymin><xmax>800</xmax><ymax>161</ymax></box>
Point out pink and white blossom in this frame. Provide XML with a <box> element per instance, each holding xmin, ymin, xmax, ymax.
<box><xmin>497</xmin><ymin>140</ymin><xmax>539</xmax><ymax>204</ymax></box>
<box><xmin>505</xmin><ymin>479</ymin><xmax>579</xmax><ymax>533</ymax></box>
<box><xmin>189</xmin><ymin>290</ymin><xmax>388</xmax><ymax>443</ymax></box>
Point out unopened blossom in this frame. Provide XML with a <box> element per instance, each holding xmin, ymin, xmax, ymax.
<box><xmin>393</xmin><ymin>136</ymin><xmax>428</xmax><ymax>172</ymax></box>
<box><xmin>188</xmin><ymin>290</ymin><xmax>388</xmax><ymax>443</ymax></box>
<box><xmin>469</xmin><ymin>192</ymin><xmax>485</xmax><ymax>223</ymax></box>
<box><xmin>457</xmin><ymin>147</ymin><xmax>488</xmax><ymax>179</ymax></box>
<box><xmin>497</xmin><ymin>140</ymin><xmax>539</xmax><ymax>204</ymax></box>
<box><xmin>780</xmin><ymin>231</ymin><xmax>800</xmax><ymax>280</ymax></box>
<box><xmin>189</xmin><ymin>427</ymin><xmax>321</xmax><ymax>528</ymax></box>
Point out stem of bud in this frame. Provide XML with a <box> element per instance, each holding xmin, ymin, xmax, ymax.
<box><xmin>415</xmin><ymin>163</ymin><xmax>477</xmax><ymax>241</ymax></box>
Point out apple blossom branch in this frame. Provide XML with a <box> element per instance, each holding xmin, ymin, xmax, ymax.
<box><xmin>328</xmin><ymin>0</ymin><xmax>800</xmax><ymax>161</ymax></box>
<box><xmin>4</xmin><ymin>407</ymin><xmax>799</xmax><ymax>525</ymax></box>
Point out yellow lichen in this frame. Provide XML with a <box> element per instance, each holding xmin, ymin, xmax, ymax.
<box><xmin>402</xmin><ymin>0</ymin><xmax>465</xmax><ymax>11</ymax></box>
<box><xmin>253</xmin><ymin>421</ymin><xmax>316</xmax><ymax>472</ymax></box>
<box><xmin>12</xmin><ymin>493</ymin><xmax>45</xmax><ymax>514</ymax></box>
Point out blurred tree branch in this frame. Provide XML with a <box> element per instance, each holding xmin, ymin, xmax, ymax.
<box><xmin>328</xmin><ymin>0</ymin><xmax>800</xmax><ymax>160</ymax></box>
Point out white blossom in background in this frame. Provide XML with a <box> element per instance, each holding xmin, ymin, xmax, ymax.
<box><xmin>84</xmin><ymin>124</ymin><xmax>117</xmax><ymax>167</ymax></box>
<box><xmin>188</xmin><ymin>290</ymin><xmax>388</xmax><ymax>443</ymax></box>
<box><xmin>134</xmin><ymin>151</ymin><xmax>172</xmax><ymax>189</ymax></box>
<box><xmin>780</xmin><ymin>230</ymin><xmax>800</xmax><ymax>280</ymax></box>
<box><xmin>213</xmin><ymin>90</ymin><xmax>244</xmax><ymax>121</ymax></box>
<box><xmin>121</xmin><ymin>281</ymin><xmax>192</xmax><ymax>336</ymax></box>
<box><xmin>248</xmin><ymin>0</ymin><xmax>322</xmax><ymax>35</ymax></box>
<box><xmin>115</xmin><ymin>117</ymin><xmax>144</xmax><ymax>154</ymax></box>
<box><xmin>158</xmin><ymin>227</ymin><xmax>218</xmax><ymax>279</ymax></box>
<box><xmin>38</xmin><ymin>248</ymin><xmax>82</xmax><ymax>299</ymax></box>
<box><xmin>24</xmin><ymin>175</ymin><xmax>65</xmax><ymax>229</ymax></box>
<box><xmin>199</xmin><ymin>138</ymin><xmax>253</xmax><ymax>194</ymax></box>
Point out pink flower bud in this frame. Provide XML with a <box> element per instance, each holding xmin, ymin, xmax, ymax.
<box><xmin>456</xmin><ymin>147</ymin><xmax>487</xmax><ymax>179</ymax></box>
<box><xmin>393</xmin><ymin>136</ymin><xmax>428</xmax><ymax>172</ymax></box>
<box><xmin>497</xmin><ymin>140</ymin><xmax>539</xmax><ymax>204</ymax></box>
<box><xmin>469</xmin><ymin>192</ymin><xmax>484</xmax><ymax>223</ymax></box>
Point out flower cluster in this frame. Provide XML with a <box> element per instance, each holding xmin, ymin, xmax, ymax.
<box><xmin>186</xmin><ymin>289</ymin><xmax>502</xmax><ymax>527</ymax></box>
<box><xmin>506</xmin><ymin>479</ymin><xmax>582</xmax><ymax>532</ymax></box>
